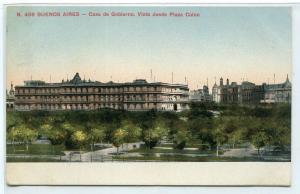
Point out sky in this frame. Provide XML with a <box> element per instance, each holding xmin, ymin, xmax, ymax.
<box><xmin>6</xmin><ymin>6</ymin><xmax>292</xmax><ymax>90</ymax></box>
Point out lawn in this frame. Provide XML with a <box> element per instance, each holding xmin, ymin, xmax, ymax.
<box><xmin>6</xmin><ymin>156</ymin><xmax>64</xmax><ymax>162</ymax></box>
<box><xmin>7</xmin><ymin>143</ymin><xmax>111</xmax><ymax>156</ymax></box>
<box><xmin>7</xmin><ymin>144</ymin><xmax>65</xmax><ymax>156</ymax></box>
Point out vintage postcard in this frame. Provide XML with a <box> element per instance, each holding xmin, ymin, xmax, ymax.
<box><xmin>5</xmin><ymin>5</ymin><xmax>292</xmax><ymax>185</ymax></box>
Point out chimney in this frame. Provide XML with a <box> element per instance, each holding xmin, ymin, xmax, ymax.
<box><xmin>220</xmin><ymin>77</ymin><xmax>223</xmax><ymax>86</ymax></box>
<box><xmin>226</xmin><ymin>78</ymin><xmax>229</xmax><ymax>86</ymax></box>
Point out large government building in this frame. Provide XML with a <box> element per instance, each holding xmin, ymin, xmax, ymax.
<box><xmin>13</xmin><ymin>73</ymin><xmax>189</xmax><ymax>112</ymax></box>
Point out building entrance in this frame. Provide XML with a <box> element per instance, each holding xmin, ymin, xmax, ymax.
<box><xmin>173</xmin><ymin>103</ymin><xmax>177</xmax><ymax>111</ymax></box>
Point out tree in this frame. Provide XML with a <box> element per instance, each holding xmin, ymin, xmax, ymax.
<box><xmin>188</xmin><ymin>117</ymin><xmax>215</xmax><ymax>149</ymax></box>
<box><xmin>264</xmin><ymin>125</ymin><xmax>291</xmax><ymax>151</ymax></box>
<box><xmin>213</xmin><ymin>125</ymin><xmax>227</xmax><ymax>157</ymax></box>
<box><xmin>71</xmin><ymin>130</ymin><xmax>87</xmax><ymax>145</ymax></box>
<box><xmin>142</xmin><ymin>121</ymin><xmax>168</xmax><ymax>149</ymax></box>
<box><xmin>8</xmin><ymin>124</ymin><xmax>38</xmax><ymax>151</ymax></box>
<box><xmin>62</xmin><ymin>123</ymin><xmax>75</xmax><ymax>133</ymax></box>
<box><xmin>194</xmin><ymin>128</ymin><xmax>214</xmax><ymax>150</ymax></box>
<box><xmin>276</xmin><ymin>126</ymin><xmax>291</xmax><ymax>149</ymax></box>
<box><xmin>63</xmin><ymin>123</ymin><xmax>80</xmax><ymax>149</ymax></box>
<box><xmin>122</xmin><ymin>122</ymin><xmax>142</xmax><ymax>143</ymax></box>
<box><xmin>228</xmin><ymin>128</ymin><xmax>245</xmax><ymax>149</ymax></box>
<box><xmin>6</xmin><ymin>112</ymin><xmax>22</xmax><ymax>131</ymax></box>
<box><xmin>173</xmin><ymin>127</ymin><xmax>191</xmax><ymax>150</ymax></box>
<box><xmin>39</xmin><ymin>122</ymin><xmax>68</xmax><ymax>145</ymax></box>
<box><xmin>40</xmin><ymin>124</ymin><xmax>52</xmax><ymax>133</ymax></box>
<box><xmin>7</xmin><ymin>126</ymin><xmax>22</xmax><ymax>152</ymax></box>
<box><xmin>188</xmin><ymin>102</ymin><xmax>213</xmax><ymax>119</ymax></box>
<box><xmin>88</xmin><ymin>127</ymin><xmax>105</xmax><ymax>151</ymax></box>
<box><xmin>251</xmin><ymin>131</ymin><xmax>268</xmax><ymax>157</ymax></box>
<box><xmin>112</xmin><ymin>128</ymin><xmax>127</xmax><ymax>154</ymax></box>
<box><xmin>39</xmin><ymin>124</ymin><xmax>57</xmax><ymax>144</ymax></box>
<box><xmin>71</xmin><ymin>130</ymin><xmax>87</xmax><ymax>160</ymax></box>
<box><xmin>47</xmin><ymin>127</ymin><xmax>67</xmax><ymax>145</ymax></box>
<box><xmin>23</xmin><ymin>128</ymin><xmax>38</xmax><ymax>151</ymax></box>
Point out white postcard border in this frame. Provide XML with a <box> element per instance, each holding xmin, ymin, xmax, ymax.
<box><xmin>6</xmin><ymin>162</ymin><xmax>291</xmax><ymax>185</ymax></box>
<box><xmin>2</xmin><ymin>2</ymin><xmax>300</xmax><ymax>191</ymax></box>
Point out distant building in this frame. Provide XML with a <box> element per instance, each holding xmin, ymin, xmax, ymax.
<box><xmin>189</xmin><ymin>85</ymin><xmax>211</xmax><ymax>102</ymax></box>
<box><xmin>212</xmin><ymin>76</ymin><xmax>291</xmax><ymax>104</ymax></box>
<box><xmin>219</xmin><ymin>79</ymin><xmax>239</xmax><ymax>104</ymax></box>
<box><xmin>6</xmin><ymin>82</ymin><xmax>15</xmax><ymax>110</ymax></box>
<box><xmin>14</xmin><ymin>73</ymin><xmax>189</xmax><ymax>112</ymax></box>
<box><xmin>238</xmin><ymin>81</ymin><xmax>265</xmax><ymax>104</ymax></box>
<box><xmin>212</xmin><ymin>80</ymin><xmax>221</xmax><ymax>103</ymax></box>
<box><xmin>261</xmin><ymin>75</ymin><xmax>292</xmax><ymax>104</ymax></box>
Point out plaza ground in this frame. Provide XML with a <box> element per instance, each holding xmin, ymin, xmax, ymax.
<box><xmin>6</xmin><ymin>141</ymin><xmax>291</xmax><ymax>162</ymax></box>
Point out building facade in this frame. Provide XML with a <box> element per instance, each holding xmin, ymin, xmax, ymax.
<box><xmin>6</xmin><ymin>83</ymin><xmax>15</xmax><ymax>110</ymax></box>
<box><xmin>189</xmin><ymin>85</ymin><xmax>211</xmax><ymax>102</ymax></box>
<box><xmin>14</xmin><ymin>73</ymin><xmax>189</xmax><ymax>112</ymax></box>
<box><xmin>261</xmin><ymin>76</ymin><xmax>292</xmax><ymax>104</ymax></box>
<box><xmin>212</xmin><ymin>81</ymin><xmax>221</xmax><ymax>103</ymax></box>
<box><xmin>212</xmin><ymin>76</ymin><xmax>291</xmax><ymax>104</ymax></box>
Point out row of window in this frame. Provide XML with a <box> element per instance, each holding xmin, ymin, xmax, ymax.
<box><xmin>15</xmin><ymin>102</ymin><xmax>161</xmax><ymax>110</ymax></box>
<box><xmin>15</xmin><ymin>94</ymin><xmax>166</xmax><ymax>101</ymax></box>
<box><xmin>15</xmin><ymin>86</ymin><xmax>172</xmax><ymax>94</ymax></box>
<box><xmin>15</xmin><ymin>93</ymin><xmax>183</xmax><ymax>99</ymax></box>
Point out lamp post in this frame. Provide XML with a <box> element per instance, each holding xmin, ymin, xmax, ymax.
<box><xmin>148</xmin><ymin>129</ymin><xmax>151</xmax><ymax>150</ymax></box>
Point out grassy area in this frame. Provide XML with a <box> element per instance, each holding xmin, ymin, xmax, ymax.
<box><xmin>7</xmin><ymin>157</ymin><xmax>63</xmax><ymax>162</ymax></box>
<box><xmin>7</xmin><ymin>143</ymin><xmax>110</xmax><ymax>156</ymax></box>
<box><xmin>7</xmin><ymin>144</ymin><xmax>65</xmax><ymax>156</ymax></box>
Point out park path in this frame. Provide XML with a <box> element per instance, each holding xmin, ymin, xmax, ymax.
<box><xmin>222</xmin><ymin>145</ymin><xmax>256</xmax><ymax>158</ymax></box>
<box><xmin>57</xmin><ymin>142</ymin><xmax>144</xmax><ymax>162</ymax></box>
